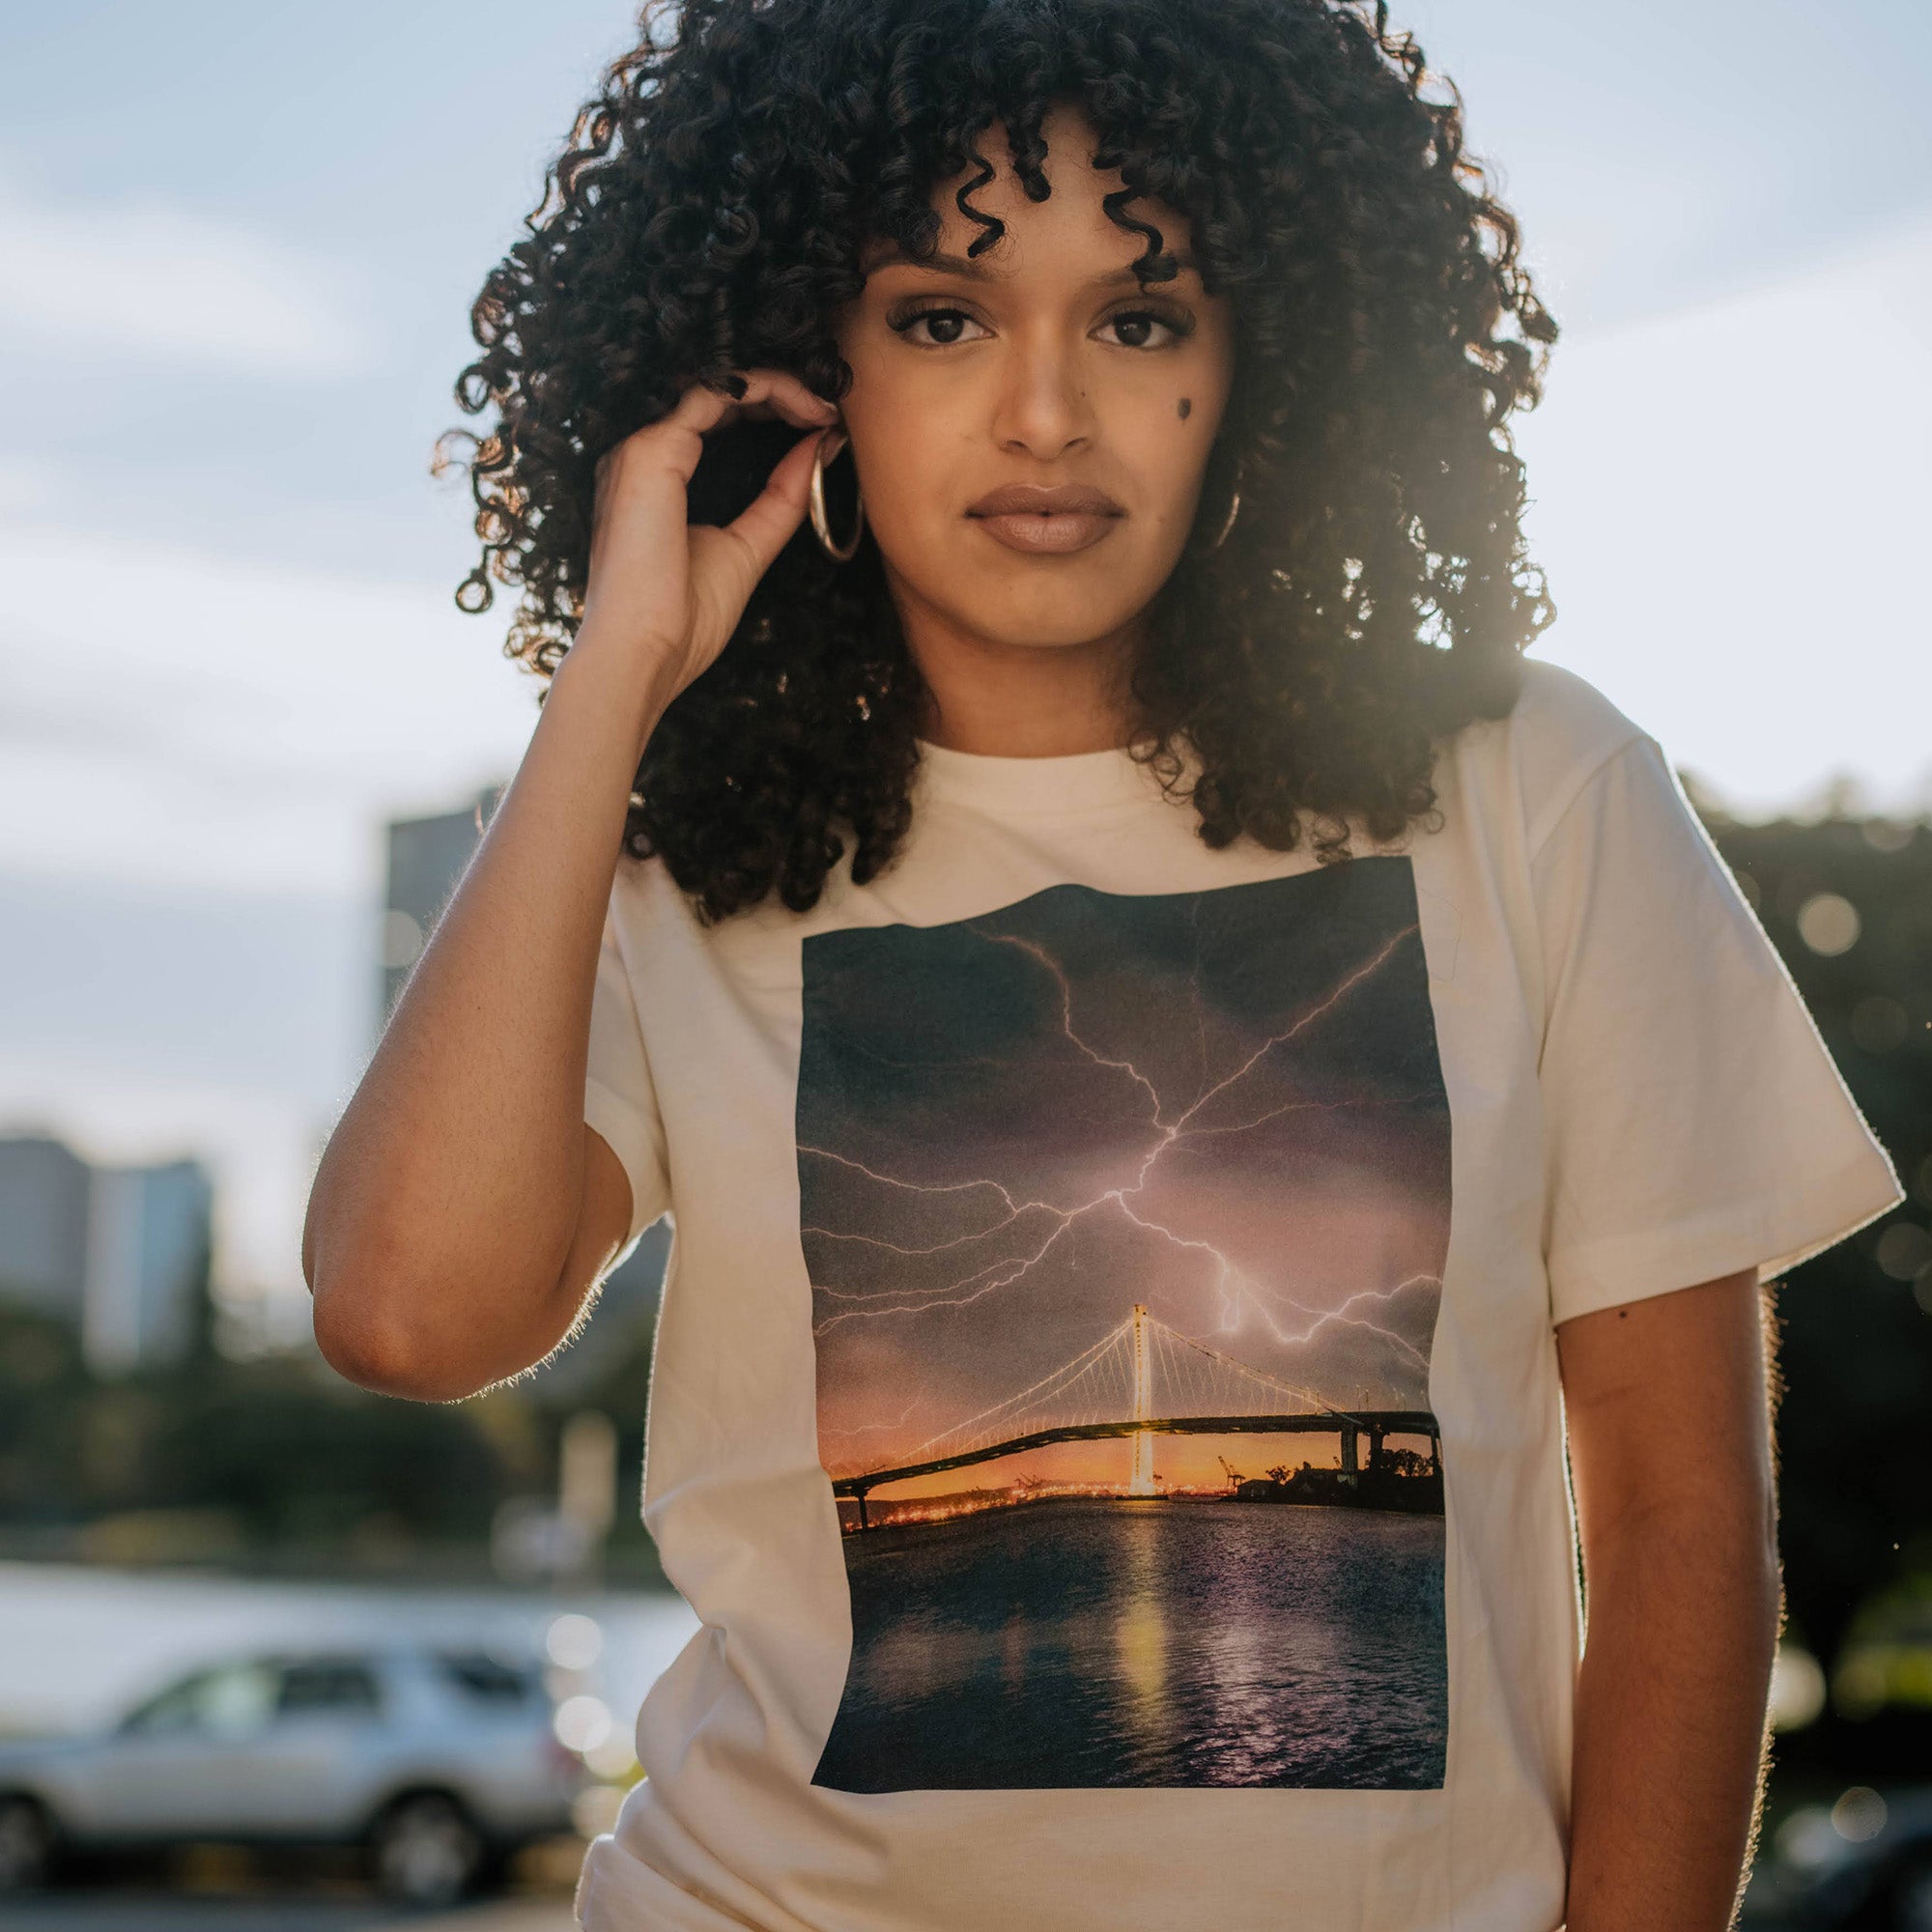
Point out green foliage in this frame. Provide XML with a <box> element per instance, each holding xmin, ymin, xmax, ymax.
<box><xmin>1706</xmin><ymin>813</ymin><xmax>1932</xmax><ymax>1668</ymax></box>
<box><xmin>0</xmin><ymin>1240</ymin><xmax>669</xmax><ymax>1585</ymax></box>
<box><xmin>0</xmin><ymin>1304</ymin><xmax>512</xmax><ymax>1575</ymax></box>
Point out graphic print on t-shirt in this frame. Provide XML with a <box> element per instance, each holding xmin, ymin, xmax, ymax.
<box><xmin>799</xmin><ymin>859</ymin><xmax>1449</xmax><ymax>1791</ymax></box>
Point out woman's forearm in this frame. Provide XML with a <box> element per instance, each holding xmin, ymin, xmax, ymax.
<box><xmin>1566</xmin><ymin>1498</ymin><xmax>1781</xmax><ymax>1932</ymax></box>
<box><xmin>302</xmin><ymin>628</ymin><xmax>676</xmax><ymax>1400</ymax></box>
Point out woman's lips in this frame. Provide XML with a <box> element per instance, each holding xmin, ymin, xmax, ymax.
<box><xmin>969</xmin><ymin>510</ymin><xmax>1121</xmax><ymax>554</ymax></box>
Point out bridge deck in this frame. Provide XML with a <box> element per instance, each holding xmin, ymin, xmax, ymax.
<box><xmin>832</xmin><ymin>1409</ymin><xmax>1439</xmax><ymax>1496</ymax></box>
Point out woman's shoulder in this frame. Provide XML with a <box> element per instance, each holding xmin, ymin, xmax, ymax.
<box><xmin>1446</xmin><ymin>655</ymin><xmax>1657</xmax><ymax>853</ymax></box>
<box><xmin>604</xmin><ymin>837</ymin><xmax>855</xmax><ymax>956</ymax></box>
<box><xmin>605</xmin><ymin>845</ymin><xmax>703</xmax><ymax>953</ymax></box>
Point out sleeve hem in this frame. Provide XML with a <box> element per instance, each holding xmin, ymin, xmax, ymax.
<box><xmin>584</xmin><ymin>1075</ymin><xmax>665</xmax><ymax>1249</ymax></box>
<box><xmin>1548</xmin><ymin>1150</ymin><xmax>1904</xmax><ymax>1327</ymax></box>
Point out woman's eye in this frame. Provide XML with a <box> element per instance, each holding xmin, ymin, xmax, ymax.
<box><xmin>888</xmin><ymin>306</ymin><xmax>988</xmax><ymax>347</ymax></box>
<box><xmin>885</xmin><ymin>303</ymin><xmax>1190</xmax><ymax>350</ymax></box>
<box><xmin>1100</xmin><ymin>308</ymin><xmax>1191</xmax><ymax>350</ymax></box>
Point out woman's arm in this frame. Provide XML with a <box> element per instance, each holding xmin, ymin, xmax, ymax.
<box><xmin>301</xmin><ymin>368</ymin><xmax>838</xmax><ymax>1403</ymax></box>
<box><xmin>302</xmin><ymin>639</ymin><xmax>675</xmax><ymax>1402</ymax></box>
<box><xmin>1557</xmin><ymin>1267</ymin><xmax>1781</xmax><ymax>1932</ymax></box>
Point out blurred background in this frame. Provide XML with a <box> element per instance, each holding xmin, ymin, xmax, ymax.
<box><xmin>1</xmin><ymin>0</ymin><xmax>1928</xmax><ymax>1923</ymax></box>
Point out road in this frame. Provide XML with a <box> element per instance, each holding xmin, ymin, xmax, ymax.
<box><xmin>1</xmin><ymin>1876</ymin><xmax>1812</xmax><ymax>1930</ymax></box>
<box><xmin>0</xmin><ymin>1888</ymin><xmax>1810</xmax><ymax>1932</ymax></box>
<box><xmin>0</xmin><ymin>1896</ymin><xmax>575</xmax><ymax>1931</ymax></box>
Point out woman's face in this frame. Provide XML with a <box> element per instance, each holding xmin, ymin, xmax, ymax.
<box><xmin>832</xmin><ymin>104</ymin><xmax>1236</xmax><ymax>667</ymax></box>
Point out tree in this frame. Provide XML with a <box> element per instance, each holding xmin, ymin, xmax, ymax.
<box><xmin>1701</xmin><ymin>810</ymin><xmax>1932</xmax><ymax>1674</ymax></box>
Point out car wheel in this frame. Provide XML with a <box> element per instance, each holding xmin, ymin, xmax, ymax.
<box><xmin>0</xmin><ymin>1796</ymin><xmax>54</xmax><ymax>1892</ymax></box>
<box><xmin>367</xmin><ymin>1792</ymin><xmax>485</xmax><ymax>1908</ymax></box>
<box><xmin>1893</xmin><ymin>1850</ymin><xmax>1932</xmax><ymax>1932</ymax></box>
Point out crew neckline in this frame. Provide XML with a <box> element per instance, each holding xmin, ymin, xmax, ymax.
<box><xmin>912</xmin><ymin>736</ymin><xmax>1167</xmax><ymax>814</ymax></box>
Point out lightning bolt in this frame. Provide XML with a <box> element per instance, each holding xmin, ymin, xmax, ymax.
<box><xmin>968</xmin><ymin>926</ymin><xmax>1166</xmax><ymax>1124</ymax></box>
<box><xmin>1230</xmin><ymin>1274</ymin><xmax>1440</xmax><ymax>1371</ymax></box>
<box><xmin>819</xmin><ymin>1382</ymin><xmax>932</xmax><ymax>1442</ymax></box>
<box><xmin>805</xmin><ymin>912</ymin><xmax>1436</xmax><ymax>1400</ymax></box>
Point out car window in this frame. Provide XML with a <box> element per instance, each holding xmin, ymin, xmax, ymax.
<box><xmin>436</xmin><ymin>1651</ymin><xmax>535</xmax><ymax>1705</ymax></box>
<box><xmin>121</xmin><ymin>1662</ymin><xmax>279</xmax><ymax>1739</ymax></box>
<box><xmin>276</xmin><ymin>1660</ymin><xmax>383</xmax><ymax>1719</ymax></box>
<box><xmin>120</xmin><ymin>1672</ymin><xmax>210</xmax><ymax>1735</ymax></box>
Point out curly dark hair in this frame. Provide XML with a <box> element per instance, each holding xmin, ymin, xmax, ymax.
<box><xmin>444</xmin><ymin>0</ymin><xmax>1557</xmax><ymax>921</ymax></box>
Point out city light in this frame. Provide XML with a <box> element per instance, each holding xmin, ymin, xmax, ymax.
<box><xmin>553</xmin><ymin>1693</ymin><xmax>614</xmax><ymax>1755</ymax></box>
<box><xmin>545</xmin><ymin>1612</ymin><xmax>606</xmax><ymax>1671</ymax></box>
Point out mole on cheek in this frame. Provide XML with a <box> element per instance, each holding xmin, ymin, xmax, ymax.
<box><xmin>1178</xmin><ymin>397</ymin><xmax>1192</xmax><ymax>420</ymax></box>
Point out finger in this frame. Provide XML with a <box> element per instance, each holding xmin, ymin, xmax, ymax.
<box><xmin>662</xmin><ymin>367</ymin><xmax>838</xmax><ymax>442</ymax></box>
<box><xmin>725</xmin><ymin>385</ymin><xmax>843</xmax><ymax>434</ymax></box>
<box><xmin>719</xmin><ymin>424</ymin><xmax>842</xmax><ymax>583</ymax></box>
<box><xmin>596</xmin><ymin>369</ymin><xmax>838</xmax><ymax>504</ymax></box>
<box><xmin>723</xmin><ymin>367</ymin><xmax>841</xmax><ymax>430</ymax></box>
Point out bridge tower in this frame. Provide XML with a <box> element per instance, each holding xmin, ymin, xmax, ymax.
<box><xmin>1129</xmin><ymin>1303</ymin><xmax>1156</xmax><ymax>1496</ymax></box>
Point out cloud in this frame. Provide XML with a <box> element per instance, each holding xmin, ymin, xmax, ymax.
<box><xmin>0</xmin><ymin>173</ymin><xmax>379</xmax><ymax>377</ymax></box>
<box><xmin>0</xmin><ymin>523</ymin><xmax>537</xmax><ymax>898</ymax></box>
<box><xmin>1519</xmin><ymin>214</ymin><xmax>1932</xmax><ymax>815</ymax></box>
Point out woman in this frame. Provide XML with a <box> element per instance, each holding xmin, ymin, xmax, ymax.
<box><xmin>304</xmin><ymin>2</ymin><xmax>1901</xmax><ymax>1927</ymax></box>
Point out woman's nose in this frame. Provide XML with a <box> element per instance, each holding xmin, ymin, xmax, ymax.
<box><xmin>990</xmin><ymin>331</ymin><xmax>1094</xmax><ymax>459</ymax></box>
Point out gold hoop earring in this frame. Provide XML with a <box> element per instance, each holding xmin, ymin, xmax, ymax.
<box><xmin>1209</xmin><ymin>461</ymin><xmax>1243</xmax><ymax>551</ymax></box>
<box><xmin>810</xmin><ymin>430</ymin><xmax>865</xmax><ymax>562</ymax></box>
<box><xmin>1188</xmin><ymin>457</ymin><xmax>1244</xmax><ymax>558</ymax></box>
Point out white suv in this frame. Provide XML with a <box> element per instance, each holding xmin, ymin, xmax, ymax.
<box><xmin>0</xmin><ymin>1643</ymin><xmax>585</xmax><ymax>1905</ymax></box>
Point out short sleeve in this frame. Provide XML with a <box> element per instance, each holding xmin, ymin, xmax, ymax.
<box><xmin>1534</xmin><ymin>734</ymin><xmax>1901</xmax><ymax>1326</ymax></box>
<box><xmin>584</xmin><ymin>899</ymin><xmax>671</xmax><ymax>1252</ymax></box>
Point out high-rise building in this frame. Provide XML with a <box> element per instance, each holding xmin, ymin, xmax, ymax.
<box><xmin>0</xmin><ymin>1133</ymin><xmax>213</xmax><ymax>1375</ymax></box>
<box><xmin>81</xmin><ymin>1158</ymin><xmax>213</xmax><ymax>1376</ymax></box>
<box><xmin>0</xmin><ymin>1133</ymin><xmax>91</xmax><ymax>1322</ymax></box>
<box><xmin>379</xmin><ymin>783</ymin><xmax>507</xmax><ymax>1026</ymax></box>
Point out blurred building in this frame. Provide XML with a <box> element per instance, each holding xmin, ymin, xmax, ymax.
<box><xmin>380</xmin><ymin>783</ymin><xmax>507</xmax><ymax>1026</ymax></box>
<box><xmin>377</xmin><ymin>787</ymin><xmax>669</xmax><ymax>1356</ymax></box>
<box><xmin>0</xmin><ymin>1132</ymin><xmax>213</xmax><ymax>1374</ymax></box>
<box><xmin>83</xmin><ymin>1158</ymin><xmax>214</xmax><ymax>1375</ymax></box>
<box><xmin>0</xmin><ymin>1133</ymin><xmax>91</xmax><ymax>1322</ymax></box>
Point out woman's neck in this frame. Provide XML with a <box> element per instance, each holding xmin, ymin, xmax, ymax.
<box><xmin>904</xmin><ymin>605</ymin><xmax>1141</xmax><ymax>757</ymax></box>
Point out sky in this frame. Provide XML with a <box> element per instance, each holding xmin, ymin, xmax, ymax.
<box><xmin>802</xmin><ymin>866</ymin><xmax>1449</xmax><ymax>1512</ymax></box>
<box><xmin>3</xmin><ymin>0</ymin><xmax>1928</xmax><ymax>1332</ymax></box>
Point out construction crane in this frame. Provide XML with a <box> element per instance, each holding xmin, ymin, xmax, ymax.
<box><xmin>1217</xmin><ymin>1456</ymin><xmax>1245</xmax><ymax>1492</ymax></box>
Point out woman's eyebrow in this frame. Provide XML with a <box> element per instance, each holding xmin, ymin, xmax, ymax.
<box><xmin>869</xmin><ymin>246</ymin><xmax>1200</xmax><ymax>286</ymax></box>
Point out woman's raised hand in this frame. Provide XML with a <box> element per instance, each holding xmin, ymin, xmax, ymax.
<box><xmin>580</xmin><ymin>367</ymin><xmax>842</xmax><ymax>703</ymax></box>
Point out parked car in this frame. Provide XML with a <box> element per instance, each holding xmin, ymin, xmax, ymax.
<box><xmin>0</xmin><ymin>1642</ymin><xmax>586</xmax><ymax>1905</ymax></box>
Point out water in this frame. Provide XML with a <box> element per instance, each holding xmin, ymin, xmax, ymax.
<box><xmin>815</xmin><ymin>1497</ymin><xmax>1445</xmax><ymax>1791</ymax></box>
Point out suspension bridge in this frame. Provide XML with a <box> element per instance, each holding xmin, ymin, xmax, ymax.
<box><xmin>832</xmin><ymin>1304</ymin><xmax>1439</xmax><ymax>1528</ymax></box>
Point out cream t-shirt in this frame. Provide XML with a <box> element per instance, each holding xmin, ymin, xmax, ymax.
<box><xmin>573</xmin><ymin>660</ymin><xmax>1898</xmax><ymax>1932</ymax></box>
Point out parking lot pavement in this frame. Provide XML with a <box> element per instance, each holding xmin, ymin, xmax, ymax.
<box><xmin>428</xmin><ymin>1908</ymin><xmax>577</xmax><ymax>1930</ymax></box>
<box><xmin>0</xmin><ymin>1901</ymin><xmax>380</xmax><ymax>1931</ymax></box>
<box><xmin>0</xmin><ymin>1885</ymin><xmax>1799</xmax><ymax>1932</ymax></box>
<box><xmin>0</xmin><ymin>1897</ymin><xmax>577</xmax><ymax>1931</ymax></box>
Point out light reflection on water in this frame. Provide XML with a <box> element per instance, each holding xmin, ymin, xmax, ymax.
<box><xmin>815</xmin><ymin>1497</ymin><xmax>1445</xmax><ymax>1791</ymax></box>
<box><xmin>1113</xmin><ymin>1505</ymin><xmax>1169</xmax><ymax>1746</ymax></box>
